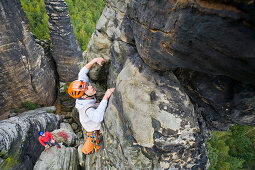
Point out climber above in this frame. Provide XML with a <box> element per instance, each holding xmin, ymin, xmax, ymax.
<box><xmin>38</xmin><ymin>131</ymin><xmax>61</xmax><ymax>149</ymax></box>
<box><xmin>68</xmin><ymin>57</ymin><xmax>115</xmax><ymax>154</ymax></box>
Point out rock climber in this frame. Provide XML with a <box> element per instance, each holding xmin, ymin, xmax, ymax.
<box><xmin>68</xmin><ymin>57</ymin><xmax>115</xmax><ymax>154</ymax></box>
<box><xmin>38</xmin><ymin>131</ymin><xmax>61</xmax><ymax>149</ymax></box>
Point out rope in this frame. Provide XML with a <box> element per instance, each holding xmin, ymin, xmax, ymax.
<box><xmin>43</xmin><ymin>130</ymin><xmax>101</xmax><ymax>153</ymax></box>
<box><xmin>43</xmin><ymin>138</ymin><xmax>86</xmax><ymax>152</ymax></box>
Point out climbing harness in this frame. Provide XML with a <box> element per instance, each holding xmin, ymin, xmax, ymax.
<box><xmin>83</xmin><ymin>129</ymin><xmax>101</xmax><ymax>154</ymax></box>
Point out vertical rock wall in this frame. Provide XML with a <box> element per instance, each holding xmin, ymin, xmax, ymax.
<box><xmin>82</xmin><ymin>0</ymin><xmax>208</xmax><ymax>169</ymax></box>
<box><xmin>0</xmin><ymin>0</ymin><xmax>57</xmax><ymax>118</ymax></box>
<box><xmin>44</xmin><ymin>0</ymin><xmax>82</xmax><ymax>82</ymax></box>
<box><xmin>82</xmin><ymin>0</ymin><xmax>255</xmax><ymax>169</ymax></box>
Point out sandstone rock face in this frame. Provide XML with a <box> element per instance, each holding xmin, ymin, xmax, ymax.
<box><xmin>0</xmin><ymin>106</ymin><xmax>61</xmax><ymax>170</ymax></box>
<box><xmin>100</xmin><ymin>57</ymin><xmax>207</xmax><ymax>169</ymax></box>
<box><xmin>81</xmin><ymin>0</ymin><xmax>135</xmax><ymax>99</ymax></box>
<box><xmin>82</xmin><ymin>0</ymin><xmax>255</xmax><ymax>169</ymax></box>
<box><xmin>83</xmin><ymin>0</ymin><xmax>208</xmax><ymax>166</ymax></box>
<box><xmin>33</xmin><ymin>146</ymin><xmax>78</xmax><ymax>170</ymax></box>
<box><xmin>0</xmin><ymin>0</ymin><xmax>57</xmax><ymax>118</ymax></box>
<box><xmin>175</xmin><ymin>69</ymin><xmax>255</xmax><ymax>130</ymax></box>
<box><xmin>127</xmin><ymin>0</ymin><xmax>255</xmax><ymax>84</ymax></box>
<box><xmin>45</xmin><ymin>0</ymin><xmax>82</xmax><ymax>82</ymax></box>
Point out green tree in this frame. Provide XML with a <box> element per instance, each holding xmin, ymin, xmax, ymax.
<box><xmin>65</xmin><ymin>0</ymin><xmax>105</xmax><ymax>51</ymax></box>
<box><xmin>21</xmin><ymin>0</ymin><xmax>50</xmax><ymax>41</ymax></box>
<box><xmin>208</xmin><ymin>125</ymin><xmax>255</xmax><ymax>170</ymax></box>
<box><xmin>21</xmin><ymin>0</ymin><xmax>105</xmax><ymax>51</ymax></box>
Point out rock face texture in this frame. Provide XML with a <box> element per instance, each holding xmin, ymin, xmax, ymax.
<box><xmin>127</xmin><ymin>0</ymin><xmax>255</xmax><ymax>84</ymax></box>
<box><xmin>82</xmin><ymin>0</ymin><xmax>209</xmax><ymax>169</ymax></box>
<box><xmin>175</xmin><ymin>69</ymin><xmax>255</xmax><ymax>130</ymax></box>
<box><xmin>0</xmin><ymin>107</ymin><xmax>61</xmax><ymax>170</ymax></box>
<box><xmin>33</xmin><ymin>146</ymin><xmax>78</xmax><ymax>170</ymax></box>
<box><xmin>81</xmin><ymin>0</ymin><xmax>254</xmax><ymax>169</ymax></box>
<box><xmin>0</xmin><ymin>0</ymin><xmax>57</xmax><ymax>118</ymax></box>
<box><xmin>101</xmin><ymin>57</ymin><xmax>207</xmax><ymax>169</ymax></box>
<box><xmin>44</xmin><ymin>0</ymin><xmax>82</xmax><ymax>82</ymax></box>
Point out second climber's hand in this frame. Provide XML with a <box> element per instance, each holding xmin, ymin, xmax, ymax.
<box><xmin>94</xmin><ymin>57</ymin><xmax>106</xmax><ymax>66</ymax></box>
<box><xmin>103</xmin><ymin>88</ymin><xmax>115</xmax><ymax>100</ymax></box>
<box><xmin>51</xmin><ymin>139</ymin><xmax>55</xmax><ymax>143</ymax></box>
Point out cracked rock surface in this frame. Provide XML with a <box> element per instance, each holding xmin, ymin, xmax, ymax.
<box><xmin>0</xmin><ymin>0</ymin><xmax>57</xmax><ymax>118</ymax></box>
<box><xmin>45</xmin><ymin>0</ymin><xmax>82</xmax><ymax>82</ymax></box>
<box><xmin>81</xmin><ymin>0</ymin><xmax>254</xmax><ymax>169</ymax></box>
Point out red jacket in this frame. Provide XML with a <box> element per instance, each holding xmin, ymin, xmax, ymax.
<box><xmin>38</xmin><ymin>132</ymin><xmax>53</xmax><ymax>146</ymax></box>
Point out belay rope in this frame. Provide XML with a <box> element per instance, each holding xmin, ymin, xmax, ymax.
<box><xmin>43</xmin><ymin>130</ymin><xmax>102</xmax><ymax>154</ymax></box>
<box><xmin>43</xmin><ymin>139</ymin><xmax>85</xmax><ymax>152</ymax></box>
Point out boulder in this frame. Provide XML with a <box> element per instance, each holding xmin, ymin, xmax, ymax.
<box><xmin>33</xmin><ymin>146</ymin><xmax>78</xmax><ymax>170</ymax></box>
<box><xmin>0</xmin><ymin>106</ymin><xmax>61</xmax><ymax>170</ymax></box>
<box><xmin>51</xmin><ymin>123</ymin><xmax>78</xmax><ymax>147</ymax></box>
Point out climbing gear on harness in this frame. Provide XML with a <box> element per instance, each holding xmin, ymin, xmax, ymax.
<box><xmin>82</xmin><ymin>130</ymin><xmax>101</xmax><ymax>154</ymax></box>
<box><xmin>68</xmin><ymin>80</ymin><xmax>87</xmax><ymax>99</ymax></box>
<box><xmin>38</xmin><ymin>131</ymin><xmax>44</xmax><ymax>136</ymax></box>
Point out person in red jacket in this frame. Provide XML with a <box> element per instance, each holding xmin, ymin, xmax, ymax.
<box><xmin>38</xmin><ymin>131</ymin><xmax>61</xmax><ymax>149</ymax></box>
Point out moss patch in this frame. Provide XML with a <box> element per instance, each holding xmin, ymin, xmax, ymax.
<box><xmin>0</xmin><ymin>152</ymin><xmax>20</xmax><ymax>170</ymax></box>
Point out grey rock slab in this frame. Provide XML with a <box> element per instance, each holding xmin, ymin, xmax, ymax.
<box><xmin>85</xmin><ymin>57</ymin><xmax>208</xmax><ymax>169</ymax></box>
<box><xmin>0</xmin><ymin>106</ymin><xmax>61</xmax><ymax>170</ymax></box>
<box><xmin>51</xmin><ymin>123</ymin><xmax>78</xmax><ymax>147</ymax></box>
<box><xmin>34</xmin><ymin>146</ymin><xmax>78</xmax><ymax>170</ymax></box>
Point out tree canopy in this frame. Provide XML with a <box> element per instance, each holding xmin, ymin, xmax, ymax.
<box><xmin>208</xmin><ymin>125</ymin><xmax>255</xmax><ymax>170</ymax></box>
<box><xmin>21</xmin><ymin>0</ymin><xmax>50</xmax><ymax>41</ymax></box>
<box><xmin>65</xmin><ymin>0</ymin><xmax>105</xmax><ymax>51</ymax></box>
<box><xmin>21</xmin><ymin>0</ymin><xmax>105</xmax><ymax>51</ymax></box>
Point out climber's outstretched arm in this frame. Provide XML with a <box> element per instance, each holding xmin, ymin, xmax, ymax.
<box><xmin>85</xmin><ymin>57</ymin><xmax>106</xmax><ymax>70</ymax></box>
<box><xmin>78</xmin><ymin>57</ymin><xmax>106</xmax><ymax>82</ymax></box>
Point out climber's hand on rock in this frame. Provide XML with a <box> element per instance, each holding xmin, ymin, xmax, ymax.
<box><xmin>51</xmin><ymin>139</ymin><xmax>55</xmax><ymax>143</ymax></box>
<box><xmin>45</xmin><ymin>145</ymin><xmax>50</xmax><ymax>149</ymax></box>
<box><xmin>103</xmin><ymin>88</ymin><xmax>115</xmax><ymax>100</ymax></box>
<box><xmin>94</xmin><ymin>57</ymin><xmax>106</xmax><ymax>66</ymax></box>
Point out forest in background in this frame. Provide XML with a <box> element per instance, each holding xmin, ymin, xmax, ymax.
<box><xmin>19</xmin><ymin>1</ymin><xmax>255</xmax><ymax>170</ymax></box>
<box><xmin>20</xmin><ymin>0</ymin><xmax>105</xmax><ymax>51</ymax></box>
<box><xmin>208</xmin><ymin>125</ymin><xmax>255</xmax><ymax>170</ymax></box>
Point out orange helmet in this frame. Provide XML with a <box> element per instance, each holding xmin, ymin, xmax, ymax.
<box><xmin>68</xmin><ymin>80</ymin><xmax>87</xmax><ymax>99</ymax></box>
